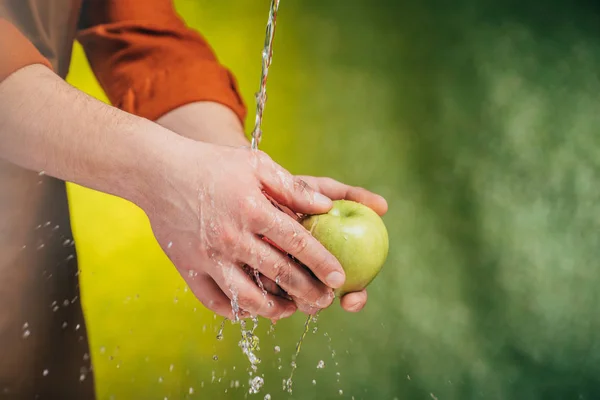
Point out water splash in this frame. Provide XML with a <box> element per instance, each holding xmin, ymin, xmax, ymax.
<box><xmin>249</xmin><ymin>375</ymin><xmax>265</xmax><ymax>394</ymax></box>
<box><xmin>230</xmin><ymin>292</ymin><xmax>262</xmax><ymax>374</ymax></box>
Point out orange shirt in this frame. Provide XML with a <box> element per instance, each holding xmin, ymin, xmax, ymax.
<box><xmin>0</xmin><ymin>0</ymin><xmax>247</xmax><ymax>124</ymax></box>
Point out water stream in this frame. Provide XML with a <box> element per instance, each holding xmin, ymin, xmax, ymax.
<box><xmin>227</xmin><ymin>1</ymin><xmax>336</xmax><ymax>396</ymax></box>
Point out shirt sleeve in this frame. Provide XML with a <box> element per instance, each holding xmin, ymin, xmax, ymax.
<box><xmin>77</xmin><ymin>0</ymin><xmax>247</xmax><ymax>124</ymax></box>
<box><xmin>0</xmin><ymin>18</ymin><xmax>54</xmax><ymax>84</ymax></box>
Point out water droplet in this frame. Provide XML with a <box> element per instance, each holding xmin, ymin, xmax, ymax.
<box><xmin>339</xmin><ymin>389</ymin><xmax>344</xmax><ymax>395</ymax></box>
<box><xmin>264</xmin><ymin>395</ymin><xmax>271</xmax><ymax>400</ymax></box>
<box><xmin>22</xmin><ymin>330</ymin><xmax>30</xmax><ymax>339</ymax></box>
<box><xmin>249</xmin><ymin>376</ymin><xmax>264</xmax><ymax>394</ymax></box>
<box><xmin>169</xmin><ymin>364</ymin><xmax>174</xmax><ymax>372</ymax></box>
<box><xmin>188</xmin><ymin>387</ymin><xmax>194</xmax><ymax>395</ymax></box>
<box><xmin>99</xmin><ymin>347</ymin><xmax>106</xmax><ymax>354</ymax></box>
<box><xmin>267</xmin><ymin>301</ymin><xmax>274</xmax><ymax>308</ymax></box>
<box><xmin>167</xmin><ymin>241</ymin><xmax>173</xmax><ymax>249</ymax></box>
<box><xmin>38</xmin><ymin>171</ymin><xmax>45</xmax><ymax>176</ymax></box>
<box><xmin>42</xmin><ymin>369</ymin><xmax>49</xmax><ymax>376</ymax></box>
<box><xmin>62</xmin><ymin>322</ymin><xmax>68</xmax><ymax>329</ymax></box>
<box><xmin>283</xmin><ymin>377</ymin><xmax>293</xmax><ymax>393</ymax></box>
<box><xmin>75</xmin><ymin>324</ymin><xmax>81</xmax><ymax>331</ymax></box>
<box><xmin>212</xmin><ymin>355</ymin><xmax>218</xmax><ymax>361</ymax></box>
<box><xmin>312</xmin><ymin>379</ymin><xmax>316</xmax><ymax>385</ymax></box>
<box><xmin>79</xmin><ymin>374</ymin><xmax>86</xmax><ymax>382</ymax></box>
<box><xmin>317</xmin><ymin>360</ymin><xmax>325</xmax><ymax>369</ymax></box>
<box><xmin>158</xmin><ymin>376</ymin><xmax>163</xmax><ymax>383</ymax></box>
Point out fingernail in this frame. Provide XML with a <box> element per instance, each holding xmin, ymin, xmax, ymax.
<box><xmin>313</xmin><ymin>192</ymin><xmax>332</xmax><ymax>207</ymax></box>
<box><xmin>326</xmin><ymin>271</ymin><xmax>345</xmax><ymax>288</ymax></box>
<box><xmin>281</xmin><ymin>306</ymin><xmax>296</xmax><ymax>319</ymax></box>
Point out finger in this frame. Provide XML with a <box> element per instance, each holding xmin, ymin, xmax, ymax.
<box><xmin>298</xmin><ymin>176</ymin><xmax>388</xmax><ymax>216</ymax></box>
<box><xmin>211</xmin><ymin>263</ymin><xmax>297</xmax><ymax>320</ymax></box>
<box><xmin>241</xmin><ymin>265</ymin><xmax>289</xmax><ymax>298</ymax></box>
<box><xmin>244</xmin><ymin>268</ymin><xmax>325</xmax><ymax>315</ymax></box>
<box><xmin>187</xmin><ymin>273</ymin><xmax>246</xmax><ymax>319</ymax></box>
<box><xmin>243</xmin><ymin>237</ymin><xmax>334</xmax><ymax>308</ymax></box>
<box><xmin>258</xmin><ymin>274</ymin><xmax>288</xmax><ymax>298</ymax></box>
<box><xmin>257</xmin><ymin>154</ymin><xmax>333</xmax><ymax>215</ymax></box>
<box><xmin>255</xmin><ymin>204</ymin><xmax>346</xmax><ymax>291</ymax></box>
<box><xmin>340</xmin><ymin>289</ymin><xmax>368</xmax><ymax>312</ymax></box>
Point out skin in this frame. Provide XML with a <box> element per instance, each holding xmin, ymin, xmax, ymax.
<box><xmin>156</xmin><ymin>103</ymin><xmax>389</xmax><ymax>314</ymax></box>
<box><xmin>0</xmin><ymin>64</ymin><xmax>388</xmax><ymax>322</ymax></box>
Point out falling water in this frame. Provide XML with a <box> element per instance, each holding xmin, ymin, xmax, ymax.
<box><xmin>228</xmin><ymin>0</ymin><xmax>282</xmax><ymax>391</ymax></box>
<box><xmin>250</xmin><ymin>0</ymin><xmax>281</xmax><ymax>150</ymax></box>
<box><xmin>283</xmin><ymin>311</ymin><xmax>319</xmax><ymax>393</ymax></box>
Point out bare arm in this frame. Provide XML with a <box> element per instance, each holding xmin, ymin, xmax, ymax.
<box><xmin>156</xmin><ymin>101</ymin><xmax>250</xmax><ymax>147</ymax></box>
<box><xmin>0</xmin><ymin>64</ymin><xmax>181</xmax><ymax>207</ymax></box>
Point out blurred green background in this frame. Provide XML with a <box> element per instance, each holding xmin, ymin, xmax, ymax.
<box><xmin>64</xmin><ymin>0</ymin><xmax>600</xmax><ymax>399</ymax></box>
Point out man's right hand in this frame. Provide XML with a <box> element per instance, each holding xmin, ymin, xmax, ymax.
<box><xmin>139</xmin><ymin>141</ymin><xmax>346</xmax><ymax>321</ymax></box>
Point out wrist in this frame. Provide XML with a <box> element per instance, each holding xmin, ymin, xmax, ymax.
<box><xmin>116</xmin><ymin>118</ymin><xmax>200</xmax><ymax>212</ymax></box>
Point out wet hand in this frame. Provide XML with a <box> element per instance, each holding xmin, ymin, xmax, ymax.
<box><xmin>142</xmin><ymin>141</ymin><xmax>346</xmax><ymax>321</ymax></box>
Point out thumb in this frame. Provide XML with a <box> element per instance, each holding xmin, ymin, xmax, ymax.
<box><xmin>258</xmin><ymin>156</ymin><xmax>332</xmax><ymax>215</ymax></box>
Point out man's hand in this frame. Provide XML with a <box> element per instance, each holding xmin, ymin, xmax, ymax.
<box><xmin>157</xmin><ymin>102</ymin><xmax>389</xmax><ymax>315</ymax></box>
<box><xmin>142</xmin><ymin>141</ymin><xmax>348</xmax><ymax>321</ymax></box>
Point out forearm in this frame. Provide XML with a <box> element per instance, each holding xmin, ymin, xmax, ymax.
<box><xmin>156</xmin><ymin>102</ymin><xmax>250</xmax><ymax>147</ymax></box>
<box><xmin>0</xmin><ymin>65</ymin><xmax>187</xmax><ymax>206</ymax></box>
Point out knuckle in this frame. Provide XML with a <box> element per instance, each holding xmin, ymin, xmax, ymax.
<box><xmin>255</xmin><ymin>211</ymin><xmax>280</xmax><ymax>236</ymax></box>
<box><xmin>294</xmin><ymin>178</ymin><xmax>310</xmax><ymax>194</ymax></box>
<box><xmin>288</xmin><ymin>233</ymin><xmax>309</xmax><ymax>255</ymax></box>
<box><xmin>273</xmin><ymin>260</ymin><xmax>293</xmax><ymax>287</ymax></box>
<box><xmin>239</xmin><ymin>195</ymin><xmax>256</xmax><ymax>212</ymax></box>
<box><xmin>219</xmin><ymin>227</ymin><xmax>237</xmax><ymax>248</ymax></box>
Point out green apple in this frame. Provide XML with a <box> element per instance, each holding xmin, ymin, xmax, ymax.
<box><xmin>300</xmin><ymin>200</ymin><xmax>389</xmax><ymax>296</ymax></box>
